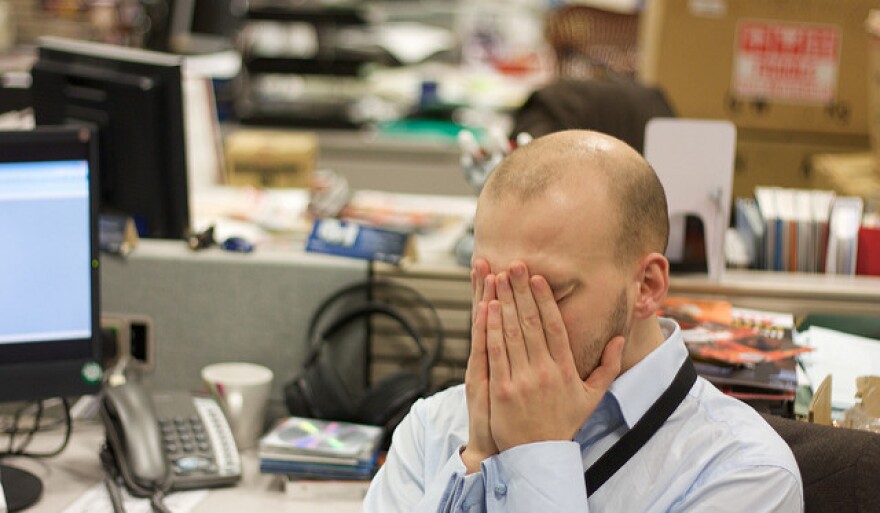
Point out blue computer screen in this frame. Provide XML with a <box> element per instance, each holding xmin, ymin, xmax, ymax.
<box><xmin>0</xmin><ymin>160</ymin><xmax>92</xmax><ymax>344</ymax></box>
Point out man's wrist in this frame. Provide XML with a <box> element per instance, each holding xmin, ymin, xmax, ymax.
<box><xmin>459</xmin><ymin>445</ymin><xmax>487</xmax><ymax>475</ymax></box>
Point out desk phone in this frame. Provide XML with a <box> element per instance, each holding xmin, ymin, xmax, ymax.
<box><xmin>101</xmin><ymin>383</ymin><xmax>241</xmax><ymax>495</ymax></box>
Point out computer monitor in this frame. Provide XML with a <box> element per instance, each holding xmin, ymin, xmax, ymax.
<box><xmin>0</xmin><ymin>126</ymin><xmax>102</xmax><ymax>511</ymax></box>
<box><xmin>31</xmin><ymin>36</ymin><xmax>191</xmax><ymax>240</ymax></box>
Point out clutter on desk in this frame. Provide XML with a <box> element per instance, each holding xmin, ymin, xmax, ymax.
<box><xmin>842</xmin><ymin>376</ymin><xmax>880</xmax><ymax>433</ymax></box>
<box><xmin>99</xmin><ymin>214</ymin><xmax>139</xmax><ymax>256</ymax></box>
<box><xmin>796</xmin><ymin>326</ymin><xmax>880</xmax><ymax>412</ymax></box>
<box><xmin>187</xmin><ymin>225</ymin><xmax>216</xmax><ymax>251</ymax></box>
<box><xmin>258</xmin><ymin>416</ymin><xmax>383</xmax><ymax>481</ymax></box>
<box><xmin>308</xmin><ymin>169</ymin><xmax>353</xmax><ymax>219</ymax></box>
<box><xmin>659</xmin><ymin>297</ymin><xmax>803</xmax><ymax>410</ymax></box>
<box><xmin>186</xmin><ymin>224</ymin><xmax>255</xmax><ymax>254</ymax></box>
<box><xmin>305</xmin><ymin>217</ymin><xmax>412</xmax><ymax>265</ymax></box>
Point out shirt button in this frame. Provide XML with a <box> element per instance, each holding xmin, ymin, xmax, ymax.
<box><xmin>494</xmin><ymin>483</ymin><xmax>508</xmax><ymax>497</ymax></box>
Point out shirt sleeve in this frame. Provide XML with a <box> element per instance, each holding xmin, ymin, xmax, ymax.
<box><xmin>362</xmin><ymin>399</ymin><xmax>486</xmax><ymax>513</ymax></box>
<box><xmin>672</xmin><ymin>464</ymin><xmax>803</xmax><ymax>513</ymax></box>
<box><xmin>481</xmin><ymin>441</ymin><xmax>590</xmax><ymax>513</ymax></box>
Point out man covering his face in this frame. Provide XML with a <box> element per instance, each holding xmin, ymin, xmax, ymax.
<box><xmin>364</xmin><ymin>130</ymin><xmax>803</xmax><ymax>512</ymax></box>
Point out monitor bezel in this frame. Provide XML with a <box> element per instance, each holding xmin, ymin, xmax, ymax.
<box><xmin>0</xmin><ymin>126</ymin><xmax>102</xmax><ymax>402</ymax></box>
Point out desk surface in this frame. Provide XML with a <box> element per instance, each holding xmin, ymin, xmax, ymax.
<box><xmin>5</xmin><ymin>420</ymin><xmax>363</xmax><ymax>513</ymax></box>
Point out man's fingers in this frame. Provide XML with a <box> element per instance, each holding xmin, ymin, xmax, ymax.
<box><xmin>508</xmin><ymin>261</ymin><xmax>549</xmax><ymax>363</ymax></box>
<box><xmin>530</xmin><ymin>275</ymin><xmax>573</xmax><ymax>364</ymax></box>
<box><xmin>483</xmin><ymin>274</ymin><xmax>496</xmax><ymax>304</ymax></box>
<box><xmin>471</xmin><ymin>259</ymin><xmax>490</xmax><ymax>322</ymax></box>
<box><xmin>584</xmin><ymin>336</ymin><xmax>625</xmax><ymax>392</ymax></box>
<box><xmin>467</xmin><ymin>300</ymin><xmax>489</xmax><ymax>380</ymax></box>
<box><xmin>495</xmin><ymin>272</ymin><xmax>529</xmax><ymax>370</ymax></box>
<box><xmin>486</xmin><ymin>300</ymin><xmax>510</xmax><ymax>383</ymax></box>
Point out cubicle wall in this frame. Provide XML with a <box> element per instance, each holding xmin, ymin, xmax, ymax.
<box><xmin>100</xmin><ymin>240</ymin><xmax>369</xmax><ymax>418</ymax></box>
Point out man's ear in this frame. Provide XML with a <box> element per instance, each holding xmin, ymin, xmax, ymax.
<box><xmin>633</xmin><ymin>252</ymin><xmax>669</xmax><ymax>319</ymax></box>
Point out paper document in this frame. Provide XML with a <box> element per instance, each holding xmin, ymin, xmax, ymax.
<box><xmin>60</xmin><ymin>483</ymin><xmax>207</xmax><ymax>513</ymax></box>
<box><xmin>797</xmin><ymin>326</ymin><xmax>880</xmax><ymax>410</ymax></box>
<box><xmin>0</xmin><ymin>466</ymin><xmax>7</xmax><ymax>513</ymax></box>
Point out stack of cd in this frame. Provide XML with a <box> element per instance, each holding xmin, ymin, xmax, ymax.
<box><xmin>258</xmin><ymin>416</ymin><xmax>384</xmax><ymax>480</ymax></box>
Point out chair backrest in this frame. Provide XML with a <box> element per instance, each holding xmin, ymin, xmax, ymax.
<box><xmin>761</xmin><ymin>414</ymin><xmax>880</xmax><ymax>513</ymax></box>
<box><xmin>510</xmin><ymin>77</ymin><xmax>675</xmax><ymax>154</ymax></box>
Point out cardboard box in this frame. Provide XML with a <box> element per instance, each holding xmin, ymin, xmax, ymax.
<box><xmin>225</xmin><ymin>130</ymin><xmax>317</xmax><ymax>188</ymax></box>
<box><xmin>640</xmin><ymin>0</ymin><xmax>875</xmax><ymax>136</ymax></box>
<box><xmin>868</xmin><ymin>10</ymin><xmax>880</xmax><ymax>173</ymax></box>
<box><xmin>733</xmin><ymin>130</ymin><xmax>869</xmax><ymax>199</ymax></box>
<box><xmin>811</xmin><ymin>151</ymin><xmax>880</xmax><ymax>199</ymax></box>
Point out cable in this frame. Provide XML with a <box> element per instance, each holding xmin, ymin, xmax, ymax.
<box><xmin>0</xmin><ymin>398</ymin><xmax>73</xmax><ymax>458</ymax></box>
<box><xmin>23</xmin><ymin>397</ymin><xmax>73</xmax><ymax>458</ymax></box>
<box><xmin>10</xmin><ymin>401</ymin><xmax>43</xmax><ymax>454</ymax></box>
<box><xmin>104</xmin><ymin>473</ymin><xmax>127</xmax><ymax>513</ymax></box>
<box><xmin>149</xmin><ymin>491</ymin><xmax>173</xmax><ymax>513</ymax></box>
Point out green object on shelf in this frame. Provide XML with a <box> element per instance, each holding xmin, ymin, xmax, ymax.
<box><xmin>797</xmin><ymin>314</ymin><xmax>880</xmax><ymax>340</ymax></box>
<box><xmin>377</xmin><ymin>119</ymin><xmax>483</xmax><ymax>142</ymax></box>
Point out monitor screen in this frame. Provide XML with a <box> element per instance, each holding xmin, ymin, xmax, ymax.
<box><xmin>0</xmin><ymin>126</ymin><xmax>101</xmax><ymax>403</ymax></box>
<box><xmin>31</xmin><ymin>37</ymin><xmax>190</xmax><ymax>240</ymax></box>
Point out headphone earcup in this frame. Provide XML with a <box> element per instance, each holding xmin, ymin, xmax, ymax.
<box><xmin>286</xmin><ymin>356</ymin><xmax>357</xmax><ymax>421</ymax></box>
<box><xmin>283</xmin><ymin>371</ymin><xmax>313</xmax><ymax>418</ymax></box>
<box><xmin>354</xmin><ymin>372</ymin><xmax>424</xmax><ymax>429</ymax></box>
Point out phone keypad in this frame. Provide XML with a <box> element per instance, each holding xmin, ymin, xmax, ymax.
<box><xmin>158</xmin><ymin>416</ymin><xmax>217</xmax><ymax>475</ymax></box>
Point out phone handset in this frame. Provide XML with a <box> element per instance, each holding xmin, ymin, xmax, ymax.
<box><xmin>101</xmin><ymin>382</ymin><xmax>172</xmax><ymax>495</ymax></box>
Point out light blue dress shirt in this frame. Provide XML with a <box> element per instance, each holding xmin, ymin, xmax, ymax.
<box><xmin>363</xmin><ymin>318</ymin><xmax>804</xmax><ymax>512</ymax></box>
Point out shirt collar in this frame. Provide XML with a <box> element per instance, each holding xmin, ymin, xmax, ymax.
<box><xmin>607</xmin><ymin>318</ymin><xmax>688</xmax><ymax>429</ymax></box>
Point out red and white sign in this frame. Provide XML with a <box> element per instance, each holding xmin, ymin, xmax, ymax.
<box><xmin>732</xmin><ymin>20</ymin><xmax>841</xmax><ymax>103</ymax></box>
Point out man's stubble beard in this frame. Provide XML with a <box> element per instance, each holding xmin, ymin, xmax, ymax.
<box><xmin>575</xmin><ymin>287</ymin><xmax>632</xmax><ymax>380</ymax></box>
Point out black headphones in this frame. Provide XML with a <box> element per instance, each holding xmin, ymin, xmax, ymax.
<box><xmin>284</xmin><ymin>280</ymin><xmax>444</xmax><ymax>439</ymax></box>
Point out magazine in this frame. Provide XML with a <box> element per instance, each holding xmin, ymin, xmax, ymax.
<box><xmin>659</xmin><ymin>297</ymin><xmax>808</xmax><ymax>395</ymax></box>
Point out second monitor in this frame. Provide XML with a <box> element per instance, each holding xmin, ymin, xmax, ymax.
<box><xmin>31</xmin><ymin>37</ymin><xmax>191</xmax><ymax>240</ymax></box>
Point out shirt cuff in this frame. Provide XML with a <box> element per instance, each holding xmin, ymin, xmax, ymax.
<box><xmin>432</xmin><ymin>445</ymin><xmax>487</xmax><ymax>513</ymax></box>
<box><xmin>482</xmin><ymin>441</ymin><xmax>587</xmax><ymax>511</ymax></box>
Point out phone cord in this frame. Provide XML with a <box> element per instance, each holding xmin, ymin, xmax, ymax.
<box><xmin>149</xmin><ymin>490</ymin><xmax>173</xmax><ymax>513</ymax></box>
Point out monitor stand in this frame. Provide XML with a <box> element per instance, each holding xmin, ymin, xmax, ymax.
<box><xmin>0</xmin><ymin>464</ymin><xmax>43</xmax><ymax>512</ymax></box>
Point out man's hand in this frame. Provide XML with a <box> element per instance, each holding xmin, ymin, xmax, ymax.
<box><xmin>461</xmin><ymin>258</ymin><xmax>499</xmax><ymax>473</ymax></box>
<box><xmin>487</xmin><ymin>261</ymin><xmax>625</xmax><ymax>451</ymax></box>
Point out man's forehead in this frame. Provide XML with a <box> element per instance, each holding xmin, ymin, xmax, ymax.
<box><xmin>473</xmin><ymin>250</ymin><xmax>567</xmax><ymax>280</ymax></box>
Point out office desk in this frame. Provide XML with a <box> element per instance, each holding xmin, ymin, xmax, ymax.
<box><xmin>6</xmin><ymin>420</ymin><xmax>363</xmax><ymax>513</ymax></box>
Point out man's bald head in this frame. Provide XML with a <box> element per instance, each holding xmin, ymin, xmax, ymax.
<box><xmin>480</xmin><ymin>130</ymin><xmax>669</xmax><ymax>265</ymax></box>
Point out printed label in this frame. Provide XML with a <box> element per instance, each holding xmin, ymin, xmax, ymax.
<box><xmin>689</xmin><ymin>0</ymin><xmax>727</xmax><ymax>18</ymax></box>
<box><xmin>733</xmin><ymin>20</ymin><xmax>841</xmax><ymax>103</ymax></box>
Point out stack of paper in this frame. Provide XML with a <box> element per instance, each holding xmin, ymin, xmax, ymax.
<box><xmin>258</xmin><ymin>417</ymin><xmax>383</xmax><ymax>480</ymax></box>
<box><xmin>796</xmin><ymin>326</ymin><xmax>880</xmax><ymax>411</ymax></box>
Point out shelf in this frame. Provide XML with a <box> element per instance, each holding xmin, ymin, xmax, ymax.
<box><xmin>373</xmin><ymin>260</ymin><xmax>880</xmax><ymax>317</ymax></box>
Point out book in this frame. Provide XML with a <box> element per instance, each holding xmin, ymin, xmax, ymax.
<box><xmin>755</xmin><ymin>186</ymin><xmax>781</xmax><ymax>271</ymax></box>
<box><xmin>826</xmin><ymin>196</ymin><xmax>864</xmax><ymax>275</ymax></box>
<box><xmin>260</xmin><ymin>457</ymin><xmax>378</xmax><ymax>480</ymax></box>
<box><xmin>734</xmin><ymin>198</ymin><xmax>765</xmax><ymax>269</ymax></box>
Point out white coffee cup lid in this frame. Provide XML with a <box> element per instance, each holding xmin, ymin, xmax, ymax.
<box><xmin>201</xmin><ymin>362</ymin><xmax>273</xmax><ymax>385</ymax></box>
